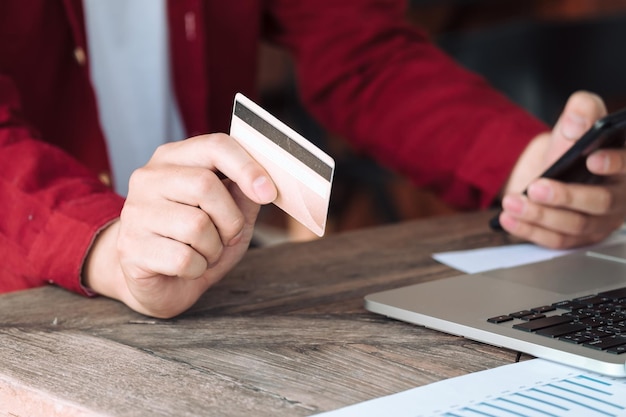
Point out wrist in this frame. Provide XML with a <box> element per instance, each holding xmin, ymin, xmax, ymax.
<box><xmin>82</xmin><ymin>219</ymin><xmax>127</xmax><ymax>302</ymax></box>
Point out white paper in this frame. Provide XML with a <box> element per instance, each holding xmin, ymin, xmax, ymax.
<box><xmin>313</xmin><ymin>359</ymin><xmax>626</xmax><ymax>417</ymax></box>
<box><xmin>433</xmin><ymin>229</ymin><xmax>626</xmax><ymax>274</ymax></box>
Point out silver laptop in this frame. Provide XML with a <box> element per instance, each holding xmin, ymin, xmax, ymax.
<box><xmin>365</xmin><ymin>242</ymin><xmax>626</xmax><ymax>377</ymax></box>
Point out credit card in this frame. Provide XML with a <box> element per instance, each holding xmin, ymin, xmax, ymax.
<box><xmin>229</xmin><ymin>93</ymin><xmax>335</xmax><ymax>237</ymax></box>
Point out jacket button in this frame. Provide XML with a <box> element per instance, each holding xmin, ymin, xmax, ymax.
<box><xmin>74</xmin><ymin>47</ymin><xmax>87</xmax><ymax>66</ymax></box>
<box><xmin>184</xmin><ymin>12</ymin><xmax>196</xmax><ymax>41</ymax></box>
<box><xmin>98</xmin><ymin>172</ymin><xmax>112</xmax><ymax>187</ymax></box>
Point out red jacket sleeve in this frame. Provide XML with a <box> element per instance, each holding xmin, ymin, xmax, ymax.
<box><xmin>0</xmin><ymin>75</ymin><xmax>125</xmax><ymax>294</ymax></box>
<box><xmin>264</xmin><ymin>0</ymin><xmax>548</xmax><ymax>209</ymax></box>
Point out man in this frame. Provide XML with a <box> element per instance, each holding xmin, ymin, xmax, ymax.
<box><xmin>1</xmin><ymin>1</ymin><xmax>624</xmax><ymax>318</ymax></box>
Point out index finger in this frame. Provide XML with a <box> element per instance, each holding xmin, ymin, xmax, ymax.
<box><xmin>151</xmin><ymin>133</ymin><xmax>277</xmax><ymax>204</ymax></box>
<box><xmin>527</xmin><ymin>177</ymin><xmax>626</xmax><ymax>215</ymax></box>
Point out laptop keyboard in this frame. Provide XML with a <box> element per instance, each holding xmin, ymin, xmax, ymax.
<box><xmin>487</xmin><ymin>286</ymin><xmax>626</xmax><ymax>354</ymax></box>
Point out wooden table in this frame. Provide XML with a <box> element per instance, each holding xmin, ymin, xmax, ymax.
<box><xmin>0</xmin><ymin>210</ymin><xmax>529</xmax><ymax>417</ymax></box>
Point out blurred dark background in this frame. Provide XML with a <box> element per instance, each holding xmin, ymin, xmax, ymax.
<box><xmin>253</xmin><ymin>0</ymin><xmax>626</xmax><ymax>244</ymax></box>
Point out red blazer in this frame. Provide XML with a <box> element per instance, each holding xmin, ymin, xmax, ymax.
<box><xmin>0</xmin><ymin>0</ymin><xmax>546</xmax><ymax>294</ymax></box>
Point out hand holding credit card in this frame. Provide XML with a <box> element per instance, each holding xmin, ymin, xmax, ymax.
<box><xmin>229</xmin><ymin>93</ymin><xmax>335</xmax><ymax>237</ymax></box>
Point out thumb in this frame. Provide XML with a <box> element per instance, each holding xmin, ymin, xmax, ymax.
<box><xmin>549</xmin><ymin>91</ymin><xmax>607</xmax><ymax>163</ymax></box>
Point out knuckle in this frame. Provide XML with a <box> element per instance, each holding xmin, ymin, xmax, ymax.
<box><xmin>119</xmin><ymin>203</ymin><xmax>132</xmax><ymax>223</ymax></box>
<box><xmin>596</xmin><ymin>188</ymin><xmax>614</xmax><ymax>212</ymax></box>
<box><xmin>203</xmin><ymin>132</ymin><xmax>230</xmax><ymax>149</ymax></box>
<box><xmin>523</xmin><ymin>223</ymin><xmax>566</xmax><ymax>249</ymax></box>
<box><xmin>569</xmin><ymin>214</ymin><xmax>590</xmax><ymax>235</ymax></box>
<box><xmin>206</xmin><ymin>245</ymin><xmax>225</xmax><ymax>266</ymax></box>
<box><xmin>221</xmin><ymin>216</ymin><xmax>245</xmax><ymax>243</ymax></box>
<box><xmin>619</xmin><ymin>154</ymin><xmax>626</xmax><ymax>172</ymax></box>
<box><xmin>193</xmin><ymin>170</ymin><xmax>221</xmax><ymax>195</ymax></box>
<box><xmin>229</xmin><ymin>215</ymin><xmax>245</xmax><ymax>233</ymax></box>
<box><xmin>526</xmin><ymin>203</ymin><xmax>545</xmax><ymax>223</ymax></box>
<box><xmin>153</xmin><ymin>142</ymin><xmax>175</xmax><ymax>160</ymax></box>
<box><xmin>240</xmin><ymin>159</ymin><xmax>262</xmax><ymax>179</ymax></box>
<box><xmin>591</xmin><ymin>231</ymin><xmax>611</xmax><ymax>245</ymax></box>
<box><xmin>546</xmin><ymin>234</ymin><xmax>568</xmax><ymax>250</ymax></box>
<box><xmin>186</xmin><ymin>209</ymin><xmax>211</xmax><ymax>234</ymax></box>
<box><xmin>128</xmin><ymin>167</ymin><xmax>150</xmax><ymax>189</ymax></box>
<box><xmin>171</xmin><ymin>246</ymin><xmax>204</xmax><ymax>278</ymax></box>
<box><xmin>555</xmin><ymin>184</ymin><xmax>573</xmax><ymax>207</ymax></box>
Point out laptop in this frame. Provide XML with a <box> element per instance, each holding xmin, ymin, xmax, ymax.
<box><xmin>365</xmin><ymin>242</ymin><xmax>626</xmax><ymax>377</ymax></box>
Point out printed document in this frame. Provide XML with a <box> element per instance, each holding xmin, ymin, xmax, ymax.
<box><xmin>313</xmin><ymin>358</ymin><xmax>626</xmax><ymax>417</ymax></box>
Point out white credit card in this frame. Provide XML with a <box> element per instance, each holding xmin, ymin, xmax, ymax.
<box><xmin>229</xmin><ymin>93</ymin><xmax>335</xmax><ymax>237</ymax></box>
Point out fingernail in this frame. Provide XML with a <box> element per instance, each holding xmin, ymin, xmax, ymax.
<box><xmin>587</xmin><ymin>152</ymin><xmax>610</xmax><ymax>173</ymax></box>
<box><xmin>502</xmin><ymin>195</ymin><xmax>526</xmax><ymax>215</ymax></box>
<box><xmin>561</xmin><ymin>113</ymin><xmax>588</xmax><ymax>140</ymax></box>
<box><xmin>527</xmin><ymin>180</ymin><xmax>554</xmax><ymax>203</ymax></box>
<box><xmin>253</xmin><ymin>176</ymin><xmax>277</xmax><ymax>203</ymax></box>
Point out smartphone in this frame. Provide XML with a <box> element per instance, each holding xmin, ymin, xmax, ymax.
<box><xmin>490</xmin><ymin>107</ymin><xmax>626</xmax><ymax>231</ymax></box>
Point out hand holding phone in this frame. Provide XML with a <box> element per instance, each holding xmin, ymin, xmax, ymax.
<box><xmin>490</xmin><ymin>107</ymin><xmax>626</xmax><ymax>231</ymax></box>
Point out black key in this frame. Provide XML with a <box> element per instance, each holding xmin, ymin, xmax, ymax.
<box><xmin>597</xmin><ymin>326</ymin><xmax>622</xmax><ymax>335</ymax></box>
<box><xmin>585</xmin><ymin>329</ymin><xmax>614</xmax><ymax>339</ymax></box>
<box><xmin>598</xmin><ymin>287</ymin><xmax>626</xmax><ymax>301</ymax></box>
<box><xmin>572</xmin><ymin>295</ymin><xmax>606</xmax><ymax>306</ymax></box>
<box><xmin>552</xmin><ymin>300</ymin><xmax>575</xmax><ymax>310</ymax></box>
<box><xmin>591</xmin><ymin>306</ymin><xmax>617</xmax><ymax>316</ymax></box>
<box><xmin>536</xmin><ymin>322</ymin><xmax>587</xmax><ymax>338</ymax></box>
<box><xmin>583</xmin><ymin>335</ymin><xmax>626</xmax><ymax>351</ymax></box>
<box><xmin>560</xmin><ymin>333</ymin><xmax>595</xmax><ymax>344</ymax></box>
<box><xmin>531</xmin><ymin>305</ymin><xmax>556</xmax><ymax>314</ymax></box>
<box><xmin>606</xmin><ymin>312</ymin><xmax>626</xmax><ymax>322</ymax></box>
<box><xmin>520</xmin><ymin>313</ymin><xmax>546</xmax><ymax>321</ymax></box>
<box><xmin>487</xmin><ymin>315</ymin><xmax>513</xmax><ymax>324</ymax></box>
<box><xmin>575</xmin><ymin>308</ymin><xmax>601</xmax><ymax>317</ymax></box>
<box><xmin>606</xmin><ymin>345</ymin><xmax>626</xmax><ymax>354</ymax></box>
<box><xmin>509</xmin><ymin>310</ymin><xmax>533</xmax><ymax>319</ymax></box>
<box><xmin>610</xmin><ymin>313</ymin><xmax>625</xmax><ymax>321</ymax></box>
<box><xmin>569</xmin><ymin>303</ymin><xmax>590</xmax><ymax>311</ymax></box>
<box><xmin>563</xmin><ymin>311</ymin><xmax>592</xmax><ymax>320</ymax></box>
<box><xmin>579</xmin><ymin>317</ymin><xmax>607</xmax><ymax>328</ymax></box>
<box><xmin>512</xmin><ymin>315</ymin><xmax>572</xmax><ymax>332</ymax></box>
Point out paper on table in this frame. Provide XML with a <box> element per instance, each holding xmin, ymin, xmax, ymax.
<box><xmin>312</xmin><ymin>358</ymin><xmax>626</xmax><ymax>417</ymax></box>
<box><xmin>433</xmin><ymin>228</ymin><xmax>626</xmax><ymax>274</ymax></box>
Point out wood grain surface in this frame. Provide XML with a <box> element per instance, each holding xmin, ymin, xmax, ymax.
<box><xmin>0</xmin><ymin>210</ymin><xmax>528</xmax><ymax>417</ymax></box>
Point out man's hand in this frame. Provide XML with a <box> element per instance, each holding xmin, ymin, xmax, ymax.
<box><xmin>83</xmin><ymin>134</ymin><xmax>277</xmax><ymax>318</ymax></box>
<box><xmin>498</xmin><ymin>91</ymin><xmax>626</xmax><ymax>249</ymax></box>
